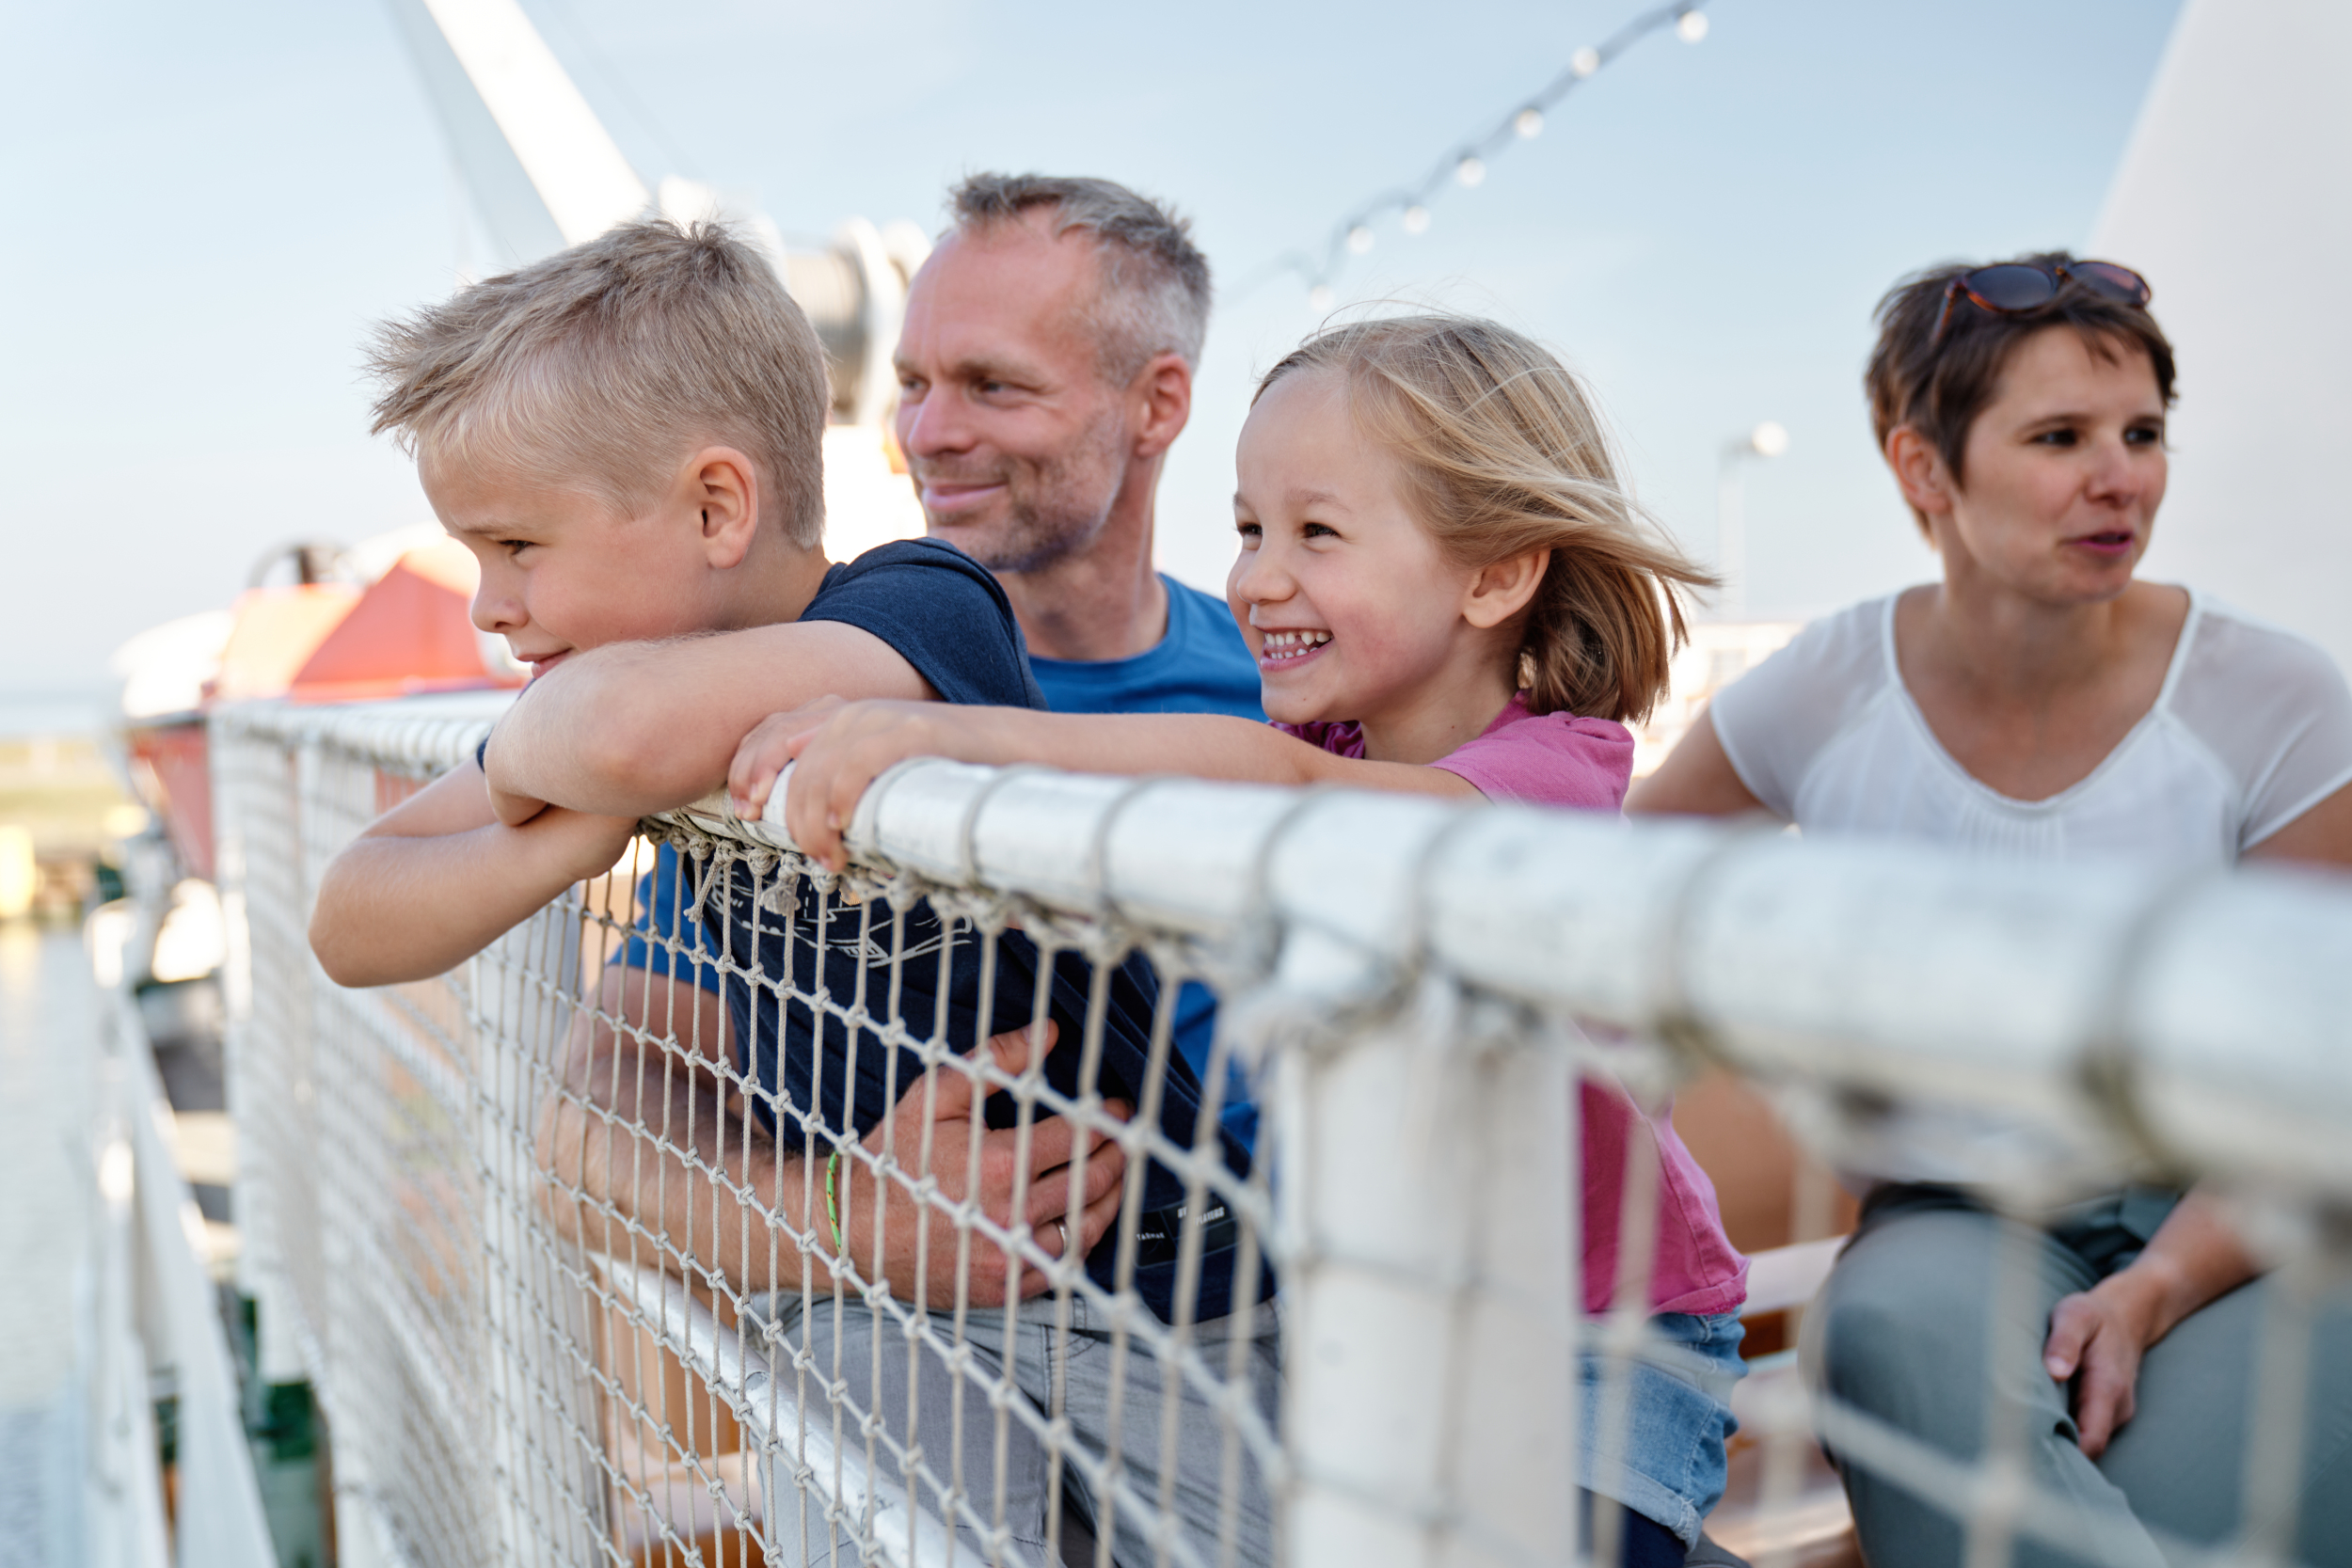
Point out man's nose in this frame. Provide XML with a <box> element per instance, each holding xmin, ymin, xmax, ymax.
<box><xmin>898</xmin><ymin>384</ymin><xmax>973</xmax><ymax>458</ymax></box>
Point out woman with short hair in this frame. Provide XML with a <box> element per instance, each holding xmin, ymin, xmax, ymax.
<box><xmin>1634</xmin><ymin>253</ymin><xmax>2352</xmax><ymax>1563</ymax></box>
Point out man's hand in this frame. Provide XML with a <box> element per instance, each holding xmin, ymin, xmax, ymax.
<box><xmin>834</xmin><ymin>1020</ymin><xmax>1134</xmax><ymax>1309</ymax></box>
<box><xmin>728</xmin><ymin>697</ymin><xmax>1013</xmax><ymax>871</ymax></box>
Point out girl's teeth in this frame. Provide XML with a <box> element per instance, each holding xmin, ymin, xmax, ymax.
<box><xmin>1263</xmin><ymin>630</ymin><xmax>1330</xmax><ymax>661</ymax></box>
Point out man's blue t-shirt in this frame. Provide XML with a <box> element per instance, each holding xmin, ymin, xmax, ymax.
<box><xmin>1028</xmin><ymin>575</ymin><xmax>1263</xmax><ymax>1151</ymax></box>
<box><xmin>1027</xmin><ymin>576</ymin><xmax>1263</xmax><ymax>719</ymax></box>
<box><xmin>618</xmin><ymin>542</ymin><xmax>1263</xmax><ymax>1323</ymax></box>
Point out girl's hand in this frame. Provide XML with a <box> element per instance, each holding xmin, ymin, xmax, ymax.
<box><xmin>735</xmin><ymin>699</ymin><xmax>1013</xmax><ymax>871</ymax></box>
<box><xmin>727</xmin><ymin>697</ymin><xmax>850</xmax><ymax>821</ymax></box>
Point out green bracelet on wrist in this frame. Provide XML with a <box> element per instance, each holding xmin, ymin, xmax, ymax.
<box><xmin>825</xmin><ymin>1147</ymin><xmax>846</xmax><ymax>1258</ymax></box>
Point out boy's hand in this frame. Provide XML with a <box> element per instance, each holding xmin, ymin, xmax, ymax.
<box><xmin>834</xmin><ymin>1020</ymin><xmax>1135</xmax><ymax>1308</ymax></box>
<box><xmin>731</xmin><ymin>698</ymin><xmax>1011</xmax><ymax>871</ymax></box>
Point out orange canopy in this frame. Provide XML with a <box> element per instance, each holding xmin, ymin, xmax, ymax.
<box><xmin>290</xmin><ymin>541</ymin><xmax>523</xmax><ymax>702</ymax></box>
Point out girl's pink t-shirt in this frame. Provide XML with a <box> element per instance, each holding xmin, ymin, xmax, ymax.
<box><xmin>1275</xmin><ymin>694</ymin><xmax>1750</xmax><ymax>1318</ymax></box>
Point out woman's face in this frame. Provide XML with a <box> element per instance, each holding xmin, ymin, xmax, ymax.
<box><xmin>1931</xmin><ymin>325</ymin><xmax>2168</xmax><ymax>606</ymax></box>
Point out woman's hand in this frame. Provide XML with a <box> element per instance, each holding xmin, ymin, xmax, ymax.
<box><xmin>2041</xmin><ymin>1191</ymin><xmax>2260</xmax><ymax>1458</ymax></box>
<box><xmin>728</xmin><ymin>698</ymin><xmax>1017</xmax><ymax>871</ymax></box>
<box><xmin>2042</xmin><ymin>1275</ymin><xmax>2164</xmax><ymax>1458</ymax></box>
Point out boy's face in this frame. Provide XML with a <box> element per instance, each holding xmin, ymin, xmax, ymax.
<box><xmin>425</xmin><ymin>457</ymin><xmax>724</xmax><ymax>680</ymax></box>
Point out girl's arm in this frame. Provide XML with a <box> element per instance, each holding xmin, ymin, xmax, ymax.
<box><xmin>732</xmin><ymin>697</ymin><xmax>1476</xmax><ymax>872</ymax></box>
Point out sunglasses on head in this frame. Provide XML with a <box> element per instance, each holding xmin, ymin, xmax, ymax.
<box><xmin>1929</xmin><ymin>261</ymin><xmax>2152</xmax><ymax>349</ymax></box>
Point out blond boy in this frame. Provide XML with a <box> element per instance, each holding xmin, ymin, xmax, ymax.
<box><xmin>308</xmin><ymin>219</ymin><xmax>1274</xmax><ymax>1566</ymax></box>
<box><xmin>310</xmin><ymin>216</ymin><xmax>1130</xmax><ymax>1297</ymax></box>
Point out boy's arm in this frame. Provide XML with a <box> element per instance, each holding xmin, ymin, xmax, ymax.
<box><xmin>483</xmin><ymin>623</ymin><xmax>934</xmax><ymax>825</ymax></box>
<box><xmin>310</xmin><ymin>759</ymin><xmax>638</xmax><ymax>987</ymax></box>
<box><xmin>734</xmin><ymin>698</ymin><xmax>1477</xmax><ymax>870</ymax></box>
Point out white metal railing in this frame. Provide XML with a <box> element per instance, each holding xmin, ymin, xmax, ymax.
<box><xmin>213</xmin><ymin>694</ymin><xmax>2352</xmax><ymax>1568</ymax></box>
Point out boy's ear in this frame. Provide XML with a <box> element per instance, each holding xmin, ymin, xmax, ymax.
<box><xmin>686</xmin><ymin>447</ymin><xmax>762</xmax><ymax>567</ymax></box>
<box><xmin>1462</xmin><ymin>546</ymin><xmax>1549</xmax><ymax>630</ymax></box>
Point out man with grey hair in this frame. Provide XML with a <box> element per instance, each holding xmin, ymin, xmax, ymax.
<box><xmin>894</xmin><ymin>172</ymin><xmax>1263</xmax><ymax>1150</ymax></box>
<box><xmin>869</xmin><ymin>173</ymin><xmax>1277</xmax><ymax>1566</ymax></box>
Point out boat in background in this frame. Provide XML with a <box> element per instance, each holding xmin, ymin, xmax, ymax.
<box><xmin>114</xmin><ymin>531</ymin><xmax>524</xmax><ymax>886</ymax></box>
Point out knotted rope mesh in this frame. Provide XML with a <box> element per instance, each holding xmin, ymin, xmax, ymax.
<box><xmin>213</xmin><ymin>695</ymin><xmax>2352</xmax><ymax>1568</ymax></box>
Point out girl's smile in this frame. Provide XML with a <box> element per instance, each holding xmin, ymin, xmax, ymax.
<box><xmin>1254</xmin><ymin>627</ymin><xmax>1332</xmax><ymax>671</ymax></box>
<box><xmin>1227</xmin><ymin>367</ymin><xmax>1527</xmax><ymax>763</ymax></box>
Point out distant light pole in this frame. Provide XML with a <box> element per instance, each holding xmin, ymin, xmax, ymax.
<box><xmin>1716</xmin><ymin>420</ymin><xmax>1788</xmax><ymax>620</ymax></box>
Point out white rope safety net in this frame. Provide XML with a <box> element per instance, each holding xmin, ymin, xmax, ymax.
<box><xmin>212</xmin><ymin>693</ymin><xmax>2352</xmax><ymax>1568</ymax></box>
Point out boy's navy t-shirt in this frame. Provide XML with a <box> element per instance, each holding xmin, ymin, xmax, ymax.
<box><xmin>620</xmin><ymin>540</ymin><xmax>1263</xmax><ymax>1323</ymax></box>
<box><xmin>1028</xmin><ymin>575</ymin><xmax>1264</xmax><ymax>1152</ymax></box>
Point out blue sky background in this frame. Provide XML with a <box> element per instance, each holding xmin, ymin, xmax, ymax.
<box><xmin>0</xmin><ymin>0</ymin><xmax>2183</xmax><ymax>708</ymax></box>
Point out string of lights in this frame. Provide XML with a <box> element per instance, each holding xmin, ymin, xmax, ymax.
<box><xmin>1234</xmin><ymin>2</ymin><xmax>1715</xmax><ymax>309</ymax></box>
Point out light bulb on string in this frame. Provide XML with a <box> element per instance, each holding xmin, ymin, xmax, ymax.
<box><xmin>1241</xmin><ymin>2</ymin><xmax>1708</xmax><ymax>309</ymax></box>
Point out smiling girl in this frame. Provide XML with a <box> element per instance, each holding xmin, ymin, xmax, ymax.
<box><xmin>733</xmin><ymin>314</ymin><xmax>1745</xmax><ymax>1562</ymax></box>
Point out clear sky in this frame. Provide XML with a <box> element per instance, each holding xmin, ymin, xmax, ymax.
<box><xmin>0</xmin><ymin>0</ymin><xmax>2183</xmax><ymax>702</ymax></box>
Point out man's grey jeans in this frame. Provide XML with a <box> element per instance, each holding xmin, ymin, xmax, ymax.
<box><xmin>742</xmin><ymin>1290</ymin><xmax>1282</xmax><ymax>1567</ymax></box>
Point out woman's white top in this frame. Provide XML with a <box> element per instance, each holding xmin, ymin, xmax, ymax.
<box><xmin>1709</xmin><ymin>588</ymin><xmax>2352</xmax><ymax>1185</ymax></box>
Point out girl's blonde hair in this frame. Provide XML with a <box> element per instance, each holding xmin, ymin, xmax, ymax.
<box><xmin>1257</xmin><ymin>314</ymin><xmax>1713</xmax><ymax>723</ymax></box>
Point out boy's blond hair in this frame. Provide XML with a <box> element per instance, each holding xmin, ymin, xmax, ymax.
<box><xmin>1259</xmin><ymin>314</ymin><xmax>1713</xmax><ymax>725</ymax></box>
<box><xmin>367</xmin><ymin>219</ymin><xmax>830</xmax><ymax>547</ymax></box>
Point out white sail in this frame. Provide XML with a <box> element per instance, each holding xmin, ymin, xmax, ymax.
<box><xmin>2093</xmin><ymin>0</ymin><xmax>2352</xmax><ymax>671</ymax></box>
<box><xmin>383</xmin><ymin>0</ymin><xmax>648</xmax><ymax>261</ymax></box>
<box><xmin>380</xmin><ymin>0</ymin><xmax>928</xmax><ymax>552</ymax></box>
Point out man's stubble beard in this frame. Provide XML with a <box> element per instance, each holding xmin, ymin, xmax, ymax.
<box><xmin>935</xmin><ymin>410</ymin><xmax>1130</xmax><ymax>577</ymax></box>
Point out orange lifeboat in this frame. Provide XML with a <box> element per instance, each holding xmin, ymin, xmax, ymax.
<box><xmin>119</xmin><ymin>535</ymin><xmax>519</xmax><ymax>880</ymax></box>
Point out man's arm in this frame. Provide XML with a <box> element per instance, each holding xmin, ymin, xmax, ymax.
<box><xmin>732</xmin><ymin>698</ymin><xmax>1477</xmax><ymax>870</ymax></box>
<box><xmin>536</xmin><ymin>963</ymin><xmax>1134</xmax><ymax>1307</ymax></box>
<box><xmin>484</xmin><ymin>623</ymin><xmax>935</xmax><ymax>825</ymax></box>
<box><xmin>310</xmin><ymin>759</ymin><xmax>638</xmax><ymax>987</ymax></box>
